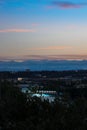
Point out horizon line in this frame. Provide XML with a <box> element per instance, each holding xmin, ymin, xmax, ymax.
<box><xmin>0</xmin><ymin>54</ymin><xmax>87</xmax><ymax>61</ymax></box>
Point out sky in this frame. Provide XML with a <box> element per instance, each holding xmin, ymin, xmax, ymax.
<box><xmin>0</xmin><ymin>0</ymin><xmax>87</xmax><ymax>60</ymax></box>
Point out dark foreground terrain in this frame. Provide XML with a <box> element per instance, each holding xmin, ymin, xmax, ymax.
<box><xmin>1</xmin><ymin>70</ymin><xmax>87</xmax><ymax>129</ymax></box>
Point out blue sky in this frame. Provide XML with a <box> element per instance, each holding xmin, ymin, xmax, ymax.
<box><xmin>0</xmin><ymin>0</ymin><xmax>87</xmax><ymax>60</ymax></box>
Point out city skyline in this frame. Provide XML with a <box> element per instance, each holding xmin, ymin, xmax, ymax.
<box><xmin>0</xmin><ymin>0</ymin><xmax>87</xmax><ymax>60</ymax></box>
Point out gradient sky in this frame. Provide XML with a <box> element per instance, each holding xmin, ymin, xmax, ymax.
<box><xmin>0</xmin><ymin>0</ymin><xmax>87</xmax><ymax>60</ymax></box>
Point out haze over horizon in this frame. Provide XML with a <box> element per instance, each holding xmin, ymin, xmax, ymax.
<box><xmin>0</xmin><ymin>0</ymin><xmax>87</xmax><ymax>59</ymax></box>
<box><xmin>1</xmin><ymin>55</ymin><xmax>87</xmax><ymax>61</ymax></box>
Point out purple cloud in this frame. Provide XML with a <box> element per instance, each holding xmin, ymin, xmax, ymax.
<box><xmin>52</xmin><ymin>1</ymin><xmax>87</xmax><ymax>9</ymax></box>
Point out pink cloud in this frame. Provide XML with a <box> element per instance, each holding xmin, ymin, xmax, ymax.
<box><xmin>31</xmin><ymin>23</ymin><xmax>39</xmax><ymax>27</ymax></box>
<box><xmin>52</xmin><ymin>1</ymin><xmax>87</xmax><ymax>9</ymax></box>
<box><xmin>0</xmin><ymin>29</ymin><xmax>36</xmax><ymax>33</ymax></box>
<box><xmin>27</xmin><ymin>46</ymin><xmax>72</xmax><ymax>51</ymax></box>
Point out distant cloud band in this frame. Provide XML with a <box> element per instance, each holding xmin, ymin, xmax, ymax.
<box><xmin>0</xmin><ymin>29</ymin><xmax>35</xmax><ymax>33</ymax></box>
<box><xmin>1</xmin><ymin>55</ymin><xmax>87</xmax><ymax>61</ymax></box>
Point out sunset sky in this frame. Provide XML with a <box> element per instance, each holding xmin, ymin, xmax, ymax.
<box><xmin>0</xmin><ymin>0</ymin><xmax>87</xmax><ymax>60</ymax></box>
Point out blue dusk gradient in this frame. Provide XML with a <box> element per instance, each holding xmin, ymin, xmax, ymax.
<box><xmin>0</xmin><ymin>0</ymin><xmax>87</xmax><ymax>60</ymax></box>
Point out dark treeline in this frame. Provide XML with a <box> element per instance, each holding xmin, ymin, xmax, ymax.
<box><xmin>0</xmin><ymin>70</ymin><xmax>87</xmax><ymax>79</ymax></box>
<box><xmin>1</xmin><ymin>81</ymin><xmax>87</xmax><ymax>129</ymax></box>
<box><xmin>39</xmin><ymin>79</ymin><xmax>87</xmax><ymax>100</ymax></box>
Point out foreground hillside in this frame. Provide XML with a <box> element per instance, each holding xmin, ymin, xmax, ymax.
<box><xmin>0</xmin><ymin>81</ymin><xmax>87</xmax><ymax>130</ymax></box>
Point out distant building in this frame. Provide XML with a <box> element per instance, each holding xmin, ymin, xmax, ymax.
<box><xmin>18</xmin><ymin>77</ymin><xmax>23</xmax><ymax>81</ymax></box>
